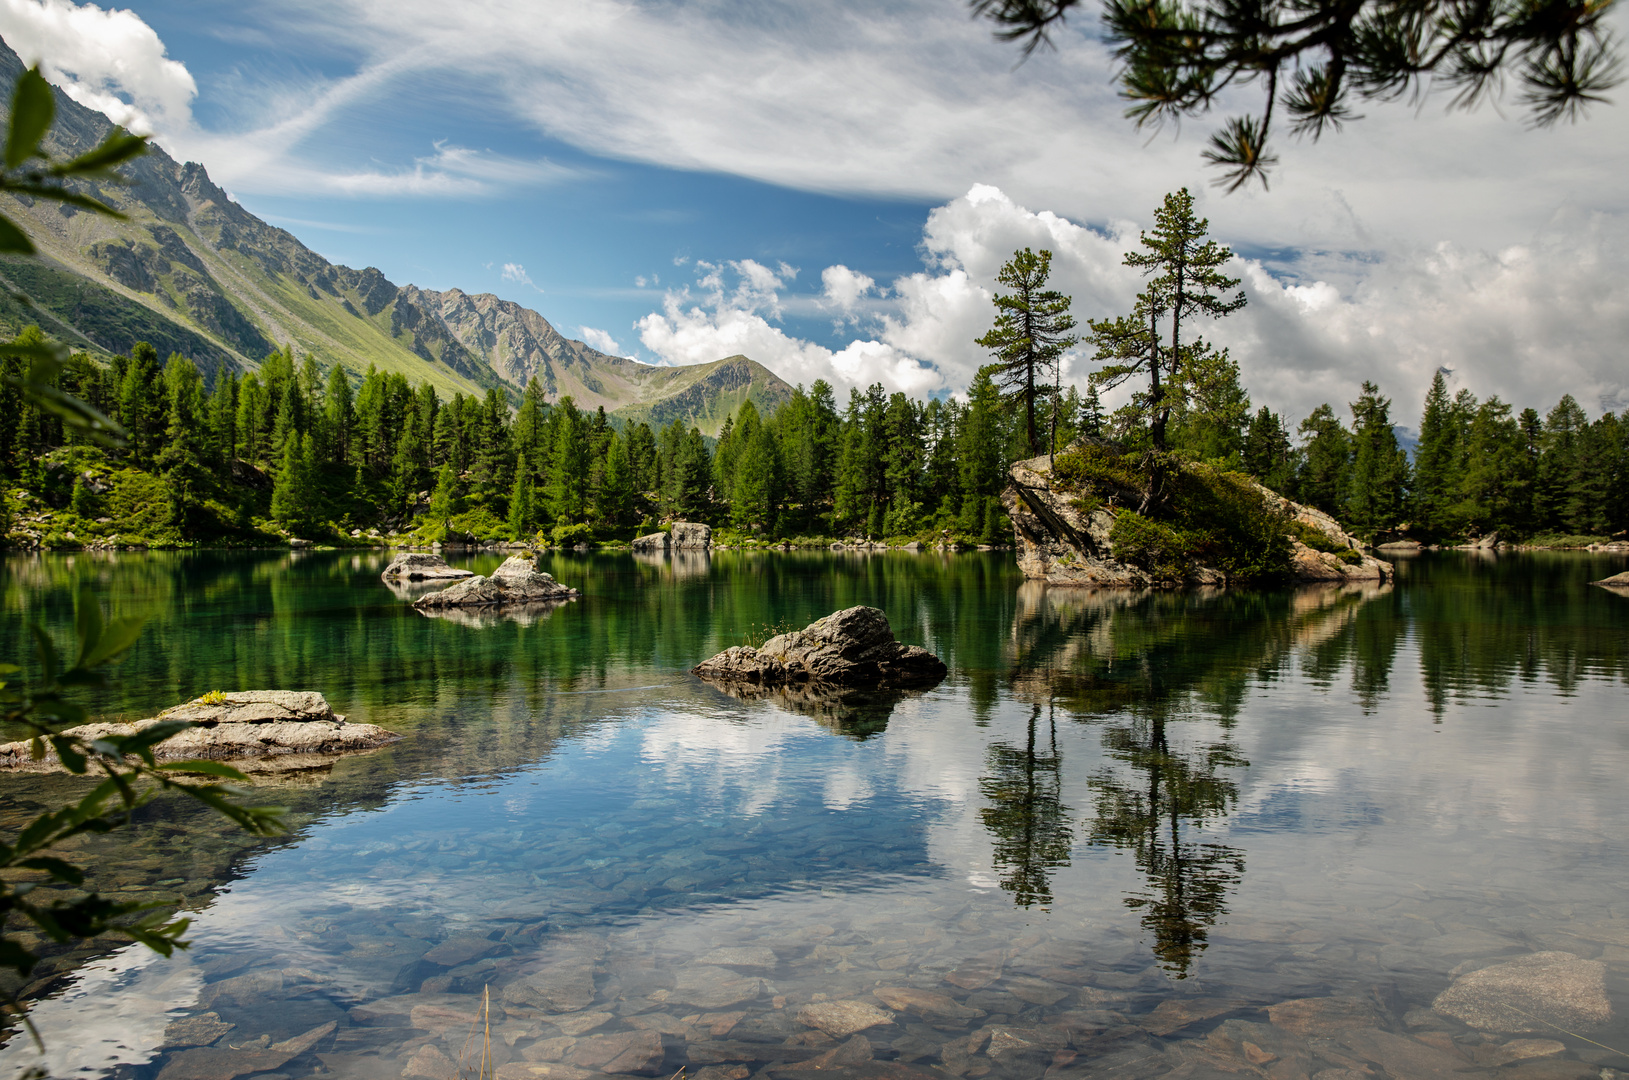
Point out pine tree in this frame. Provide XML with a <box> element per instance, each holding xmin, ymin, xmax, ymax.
<box><xmin>507</xmin><ymin>452</ymin><xmax>536</xmax><ymax>539</ymax></box>
<box><xmin>1243</xmin><ymin>406</ymin><xmax>1293</xmax><ymax>493</ymax></box>
<box><xmin>599</xmin><ymin>432</ymin><xmax>636</xmax><ymax>529</ymax></box>
<box><xmin>117</xmin><ymin>342</ymin><xmax>164</xmax><ymax>467</ymax></box>
<box><xmin>1105</xmin><ymin>189</ymin><xmax>1246</xmax><ymax>452</ymax></box>
<box><xmin>1296</xmin><ymin>404</ymin><xmax>1350</xmax><ymax>514</ymax></box>
<box><xmin>958</xmin><ymin>367</ymin><xmax>1007</xmax><ymax>538</ymax></box>
<box><xmin>427</xmin><ymin>462</ymin><xmax>463</xmax><ymax>528</ymax></box>
<box><xmin>975</xmin><ymin>248</ymin><xmax>1078</xmax><ymax>458</ymax></box>
<box><xmin>545</xmin><ymin>397</ymin><xmax>587</xmax><ymax>524</ymax></box>
<box><xmin>1345</xmin><ymin>381</ymin><xmax>1409</xmax><ymax>540</ymax></box>
<box><xmin>1411</xmin><ymin>370</ymin><xmax>1458</xmax><ymax>537</ymax></box>
<box><xmin>270</xmin><ymin>432</ymin><xmax>314</xmax><ymax>532</ymax></box>
<box><xmin>1538</xmin><ymin>394</ymin><xmax>1589</xmax><ymax>533</ymax></box>
<box><xmin>323</xmin><ymin>364</ymin><xmax>355</xmax><ymax>468</ymax></box>
<box><xmin>731</xmin><ymin>422</ymin><xmax>779</xmax><ymax>531</ymax></box>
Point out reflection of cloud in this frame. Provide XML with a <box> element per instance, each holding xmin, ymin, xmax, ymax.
<box><xmin>0</xmin><ymin>943</ymin><xmax>200</xmax><ymax>1077</ymax></box>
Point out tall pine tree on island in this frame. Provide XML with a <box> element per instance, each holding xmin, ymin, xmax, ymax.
<box><xmin>975</xmin><ymin>248</ymin><xmax>1078</xmax><ymax>460</ymax></box>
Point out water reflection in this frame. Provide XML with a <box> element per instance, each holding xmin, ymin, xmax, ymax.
<box><xmin>1</xmin><ymin>550</ymin><xmax>1628</xmax><ymax>1079</ymax></box>
<box><xmin>978</xmin><ymin>702</ymin><xmax>1073</xmax><ymax>909</ymax></box>
<box><xmin>698</xmin><ymin>680</ymin><xmax>925</xmax><ymax>740</ymax></box>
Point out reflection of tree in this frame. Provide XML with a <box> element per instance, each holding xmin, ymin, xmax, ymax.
<box><xmin>1087</xmin><ymin>710</ymin><xmax>1245</xmax><ymax>977</ymax></box>
<box><xmin>979</xmin><ymin>703</ymin><xmax>1073</xmax><ymax>909</ymax></box>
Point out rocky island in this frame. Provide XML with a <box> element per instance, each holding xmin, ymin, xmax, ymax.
<box><xmin>413</xmin><ymin>555</ymin><xmax>580</xmax><ymax>609</ymax></box>
<box><xmin>1002</xmin><ymin>443</ymin><xmax>1394</xmax><ymax>587</ymax></box>
<box><xmin>380</xmin><ymin>553</ymin><xmax>475</xmax><ymax>582</ymax></box>
<box><xmin>0</xmin><ymin>691</ymin><xmax>398</xmax><ymax>773</ymax></box>
<box><xmin>694</xmin><ymin>606</ymin><xmax>946</xmax><ymax>688</ymax></box>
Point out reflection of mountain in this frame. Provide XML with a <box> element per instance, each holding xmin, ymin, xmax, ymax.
<box><xmin>699</xmin><ymin>679</ymin><xmax>920</xmax><ymax>740</ymax></box>
<box><xmin>978</xmin><ymin>703</ymin><xmax>1073</xmax><ymax>908</ymax></box>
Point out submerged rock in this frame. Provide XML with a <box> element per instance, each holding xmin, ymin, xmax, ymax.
<box><xmin>381</xmin><ymin>552</ymin><xmax>475</xmax><ymax>581</ymax></box>
<box><xmin>692</xmin><ymin>606</ymin><xmax>946</xmax><ymax>689</ymax></box>
<box><xmin>1432</xmin><ymin>952</ymin><xmax>1610</xmax><ymax>1032</ymax></box>
<box><xmin>0</xmin><ymin>691</ymin><xmax>399</xmax><ymax>773</ymax></box>
<box><xmin>414</xmin><ymin>556</ymin><xmax>580</xmax><ymax>609</ymax></box>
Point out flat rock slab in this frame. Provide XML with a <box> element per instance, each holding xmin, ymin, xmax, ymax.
<box><xmin>696</xmin><ymin>946</ymin><xmax>778</xmax><ymax>968</ymax></box>
<box><xmin>797</xmin><ymin>1000</ymin><xmax>895</xmax><ymax>1038</ymax></box>
<box><xmin>1335</xmin><ymin>1027</ymin><xmax>1473</xmax><ymax>1080</ymax></box>
<box><xmin>162</xmin><ymin>1012</ymin><xmax>236</xmax><ymax>1049</ymax></box>
<box><xmin>1267</xmin><ymin>996</ymin><xmax>1386</xmax><ymax>1036</ymax></box>
<box><xmin>156</xmin><ymin>1021</ymin><xmax>334</xmax><ymax>1080</ymax></box>
<box><xmin>694</xmin><ymin>606</ymin><xmax>946</xmax><ymax>689</ymax></box>
<box><xmin>1433</xmin><ymin>951</ymin><xmax>1611</xmax><ymax>1032</ymax></box>
<box><xmin>0</xmin><ymin>691</ymin><xmax>399</xmax><ymax>773</ymax></box>
<box><xmin>502</xmin><ymin>958</ymin><xmax>598</xmax><ymax>1013</ymax></box>
<box><xmin>415</xmin><ymin>557</ymin><xmax>579</xmax><ymax>609</ymax></box>
<box><xmin>1138</xmin><ymin>998</ymin><xmax>1249</xmax><ymax>1036</ymax></box>
<box><xmin>671</xmin><ymin>966</ymin><xmax>765</xmax><ymax>1009</ymax></box>
<box><xmin>871</xmin><ymin>987</ymin><xmax>983</xmax><ymax>1020</ymax></box>
<box><xmin>567</xmin><ymin>1029</ymin><xmax>664</xmax><ymax>1074</ymax></box>
<box><xmin>382</xmin><ymin>552</ymin><xmax>475</xmax><ymax>580</ymax></box>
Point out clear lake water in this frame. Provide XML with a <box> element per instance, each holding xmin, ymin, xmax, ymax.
<box><xmin>0</xmin><ymin>548</ymin><xmax>1626</xmax><ymax>1080</ymax></box>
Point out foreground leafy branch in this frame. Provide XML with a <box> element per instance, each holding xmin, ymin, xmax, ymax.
<box><xmin>0</xmin><ymin>586</ymin><xmax>286</xmax><ymax>1044</ymax></box>
<box><xmin>972</xmin><ymin>0</ymin><xmax>1622</xmax><ymax>190</ymax></box>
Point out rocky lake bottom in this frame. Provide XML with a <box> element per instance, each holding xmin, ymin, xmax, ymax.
<box><xmin>0</xmin><ymin>549</ymin><xmax>1625</xmax><ymax>1080</ymax></box>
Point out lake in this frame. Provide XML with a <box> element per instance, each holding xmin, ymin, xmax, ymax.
<box><xmin>0</xmin><ymin>548</ymin><xmax>1626</xmax><ymax>1080</ymax></box>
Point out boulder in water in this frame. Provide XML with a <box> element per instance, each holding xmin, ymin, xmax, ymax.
<box><xmin>693</xmin><ymin>606</ymin><xmax>946</xmax><ymax>689</ymax></box>
<box><xmin>381</xmin><ymin>552</ymin><xmax>475</xmax><ymax>581</ymax></box>
<box><xmin>413</xmin><ymin>556</ymin><xmax>580</xmax><ymax>609</ymax></box>
<box><xmin>0</xmin><ymin>691</ymin><xmax>399</xmax><ymax>773</ymax></box>
<box><xmin>631</xmin><ymin>531</ymin><xmax>670</xmax><ymax>552</ymax></box>
<box><xmin>672</xmin><ymin>521</ymin><xmax>712</xmax><ymax>549</ymax></box>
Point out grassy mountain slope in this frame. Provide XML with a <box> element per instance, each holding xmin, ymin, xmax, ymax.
<box><xmin>0</xmin><ymin>38</ymin><xmax>792</xmax><ymax>432</ymax></box>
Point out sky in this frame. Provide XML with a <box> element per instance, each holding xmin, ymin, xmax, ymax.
<box><xmin>0</xmin><ymin>0</ymin><xmax>1625</xmax><ymax>427</ymax></box>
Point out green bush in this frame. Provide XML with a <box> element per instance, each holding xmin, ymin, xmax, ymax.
<box><xmin>1109</xmin><ymin>510</ymin><xmax>1199</xmax><ymax>581</ymax></box>
<box><xmin>551</xmin><ymin>522</ymin><xmax>593</xmax><ymax>547</ymax></box>
<box><xmin>1052</xmin><ymin>444</ymin><xmax>1141</xmax><ymax>495</ymax></box>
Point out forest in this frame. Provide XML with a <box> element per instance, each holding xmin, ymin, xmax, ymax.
<box><xmin>0</xmin><ymin>323</ymin><xmax>1623</xmax><ymax>551</ymax></box>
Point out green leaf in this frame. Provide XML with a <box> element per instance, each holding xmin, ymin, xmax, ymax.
<box><xmin>5</xmin><ymin>68</ymin><xmax>55</xmax><ymax>170</ymax></box>
<box><xmin>75</xmin><ymin>586</ymin><xmax>104</xmax><ymax>668</ymax></box>
<box><xmin>54</xmin><ymin>128</ymin><xmax>147</xmax><ymax>177</ymax></box>
<box><xmin>0</xmin><ymin>213</ymin><xmax>35</xmax><ymax>255</ymax></box>
<box><xmin>0</xmin><ymin>184</ymin><xmax>124</xmax><ymax>217</ymax></box>
<box><xmin>104</xmin><ymin>720</ymin><xmax>190</xmax><ymax>756</ymax></box>
<box><xmin>158</xmin><ymin>760</ymin><xmax>248</xmax><ymax>781</ymax></box>
<box><xmin>16</xmin><ymin>856</ymin><xmax>84</xmax><ymax>885</ymax></box>
<box><xmin>80</xmin><ymin>615</ymin><xmax>144</xmax><ymax>668</ymax></box>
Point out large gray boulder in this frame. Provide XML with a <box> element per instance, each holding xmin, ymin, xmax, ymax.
<box><xmin>631</xmin><ymin>531</ymin><xmax>670</xmax><ymax>552</ymax></box>
<box><xmin>381</xmin><ymin>552</ymin><xmax>474</xmax><ymax>581</ymax></box>
<box><xmin>671</xmin><ymin>521</ymin><xmax>712</xmax><ymax>549</ymax></box>
<box><xmin>694</xmin><ymin>606</ymin><xmax>946</xmax><ymax>689</ymax></box>
<box><xmin>0</xmin><ymin>691</ymin><xmax>399</xmax><ymax>773</ymax></box>
<box><xmin>413</xmin><ymin>556</ymin><xmax>579</xmax><ymax>609</ymax></box>
<box><xmin>1433</xmin><ymin>952</ymin><xmax>1611</xmax><ymax>1033</ymax></box>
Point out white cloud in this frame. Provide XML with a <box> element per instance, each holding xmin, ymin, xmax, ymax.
<box><xmin>639</xmin><ymin>185</ymin><xmax>1629</xmax><ymax>422</ymax></box>
<box><xmin>0</xmin><ymin>0</ymin><xmax>195</xmax><ymax>134</ymax></box>
<box><xmin>820</xmin><ymin>265</ymin><xmax>876</xmax><ymax>314</ymax></box>
<box><xmin>578</xmin><ymin>326</ymin><xmax>629</xmax><ymax>358</ymax></box>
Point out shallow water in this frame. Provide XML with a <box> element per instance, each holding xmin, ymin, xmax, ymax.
<box><xmin>0</xmin><ymin>549</ymin><xmax>1627</xmax><ymax>1080</ymax></box>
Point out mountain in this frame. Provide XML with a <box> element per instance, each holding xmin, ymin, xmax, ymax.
<box><xmin>0</xmin><ymin>39</ymin><xmax>791</xmax><ymax>433</ymax></box>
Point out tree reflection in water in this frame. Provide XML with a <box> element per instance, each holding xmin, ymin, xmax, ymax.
<box><xmin>984</xmin><ymin>582</ymin><xmax>1394</xmax><ymax>977</ymax></box>
<box><xmin>978</xmin><ymin>702</ymin><xmax>1073</xmax><ymax>909</ymax></box>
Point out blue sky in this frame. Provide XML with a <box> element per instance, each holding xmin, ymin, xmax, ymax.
<box><xmin>2</xmin><ymin>0</ymin><xmax>1626</xmax><ymax>420</ymax></box>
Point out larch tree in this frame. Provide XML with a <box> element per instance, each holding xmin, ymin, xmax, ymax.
<box><xmin>975</xmin><ymin>248</ymin><xmax>1078</xmax><ymax>460</ymax></box>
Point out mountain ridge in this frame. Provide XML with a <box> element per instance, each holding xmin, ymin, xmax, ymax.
<box><xmin>0</xmin><ymin>37</ymin><xmax>792</xmax><ymax>433</ymax></box>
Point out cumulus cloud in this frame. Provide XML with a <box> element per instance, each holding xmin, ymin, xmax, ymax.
<box><xmin>639</xmin><ymin>185</ymin><xmax>1629</xmax><ymax>422</ymax></box>
<box><xmin>0</xmin><ymin>0</ymin><xmax>195</xmax><ymax>133</ymax></box>
<box><xmin>578</xmin><ymin>326</ymin><xmax>630</xmax><ymax>358</ymax></box>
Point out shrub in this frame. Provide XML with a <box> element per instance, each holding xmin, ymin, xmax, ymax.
<box><xmin>1052</xmin><ymin>444</ymin><xmax>1141</xmax><ymax>496</ymax></box>
<box><xmin>551</xmin><ymin>522</ymin><xmax>593</xmax><ymax>547</ymax></box>
<box><xmin>1109</xmin><ymin>510</ymin><xmax>1199</xmax><ymax>581</ymax></box>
